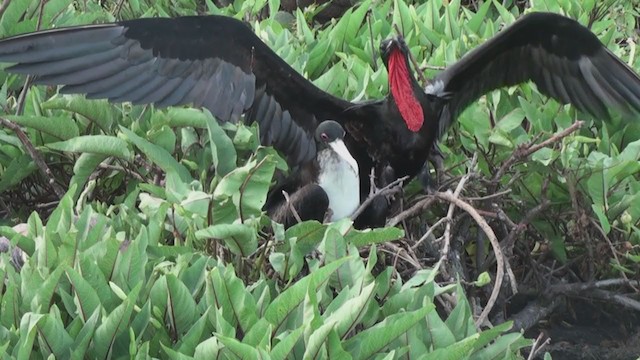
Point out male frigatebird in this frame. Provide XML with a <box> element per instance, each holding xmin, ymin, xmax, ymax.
<box><xmin>268</xmin><ymin>120</ymin><xmax>360</xmax><ymax>228</ymax></box>
<box><xmin>0</xmin><ymin>11</ymin><xmax>639</xmax><ymax>217</ymax></box>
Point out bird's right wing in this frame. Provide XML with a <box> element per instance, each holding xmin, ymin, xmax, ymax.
<box><xmin>0</xmin><ymin>15</ymin><xmax>354</xmax><ymax>166</ymax></box>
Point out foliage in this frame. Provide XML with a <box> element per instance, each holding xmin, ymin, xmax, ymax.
<box><xmin>0</xmin><ymin>0</ymin><xmax>639</xmax><ymax>358</ymax></box>
<box><xmin>0</xmin><ymin>194</ymin><xmax>531</xmax><ymax>357</ymax></box>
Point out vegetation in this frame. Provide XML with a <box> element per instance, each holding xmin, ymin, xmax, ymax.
<box><xmin>0</xmin><ymin>0</ymin><xmax>639</xmax><ymax>358</ymax></box>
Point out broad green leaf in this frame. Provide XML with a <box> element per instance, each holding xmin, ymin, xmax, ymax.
<box><xmin>120</xmin><ymin>126</ymin><xmax>192</xmax><ymax>182</ymax></box>
<box><xmin>271</xmin><ymin>326</ymin><xmax>304</xmax><ymax>360</ymax></box>
<box><xmin>204</xmin><ymin>110</ymin><xmax>237</xmax><ymax>177</ymax></box>
<box><xmin>41</xmin><ymin>96</ymin><xmax>116</xmax><ymax>132</ymax></box>
<box><xmin>166</xmin><ymin>274</ymin><xmax>198</xmax><ymax>337</ymax></box>
<box><xmin>196</xmin><ymin>223</ymin><xmax>258</xmax><ymax>257</ymax></box>
<box><xmin>213</xmin><ymin>152</ymin><xmax>277</xmax><ymax>219</ymax></box>
<box><xmin>47</xmin><ymin>135</ymin><xmax>132</xmax><ymax>160</ymax></box>
<box><xmin>0</xmin><ymin>154</ymin><xmax>37</xmax><ymax>193</ymax></box>
<box><xmin>344</xmin><ymin>304</ymin><xmax>435</xmax><ymax>357</ymax></box>
<box><xmin>217</xmin><ymin>334</ymin><xmax>261</xmax><ymax>359</ymax></box>
<box><xmin>5</xmin><ymin>115</ymin><xmax>79</xmax><ymax>140</ymax></box>
<box><xmin>93</xmin><ymin>283</ymin><xmax>141</xmax><ymax>359</ymax></box>
<box><xmin>70</xmin><ymin>309</ymin><xmax>100</xmax><ymax>359</ymax></box>
<box><xmin>264</xmin><ymin>257</ymin><xmax>350</xmax><ymax>332</ymax></box>
<box><xmin>303</xmin><ymin>320</ymin><xmax>336</xmax><ymax>360</ymax></box>
<box><xmin>324</xmin><ymin>282</ymin><xmax>376</xmax><ymax>339</ymax></box>
<box><xmin>346</xmin><ymin>227</ymin><xmax>404</xmax><ymax>247</ymax></box>
<box><xmin>36</xmin><ymin>311</ymin><xmax>74</xmax><ymax>359</ymax></box>
<box><xmin>15</xmin><ymin>313</ymin><xmax>44</xmax><ymax>360</ymax></box>
<box><xmin>206</xmin><ymin>266</ymin><xmax>259</xmax><ymax>335</ymax></box>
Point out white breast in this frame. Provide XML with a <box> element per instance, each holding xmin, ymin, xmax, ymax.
<box><xmin>316</xmin><ymin>140</ymin><xmax>360</xmax><ymax>221</ymax></box>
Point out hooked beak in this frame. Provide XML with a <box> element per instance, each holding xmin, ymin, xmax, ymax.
<box><xmin>328</xmin><ymin>139</ymin><xmax>359</xmax><ymax>176</ymax></box>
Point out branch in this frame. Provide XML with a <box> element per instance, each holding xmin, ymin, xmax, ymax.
<box><xmin>492</xmin><ymin>120</ymin><xmax>584</xmax><ymax>182</ymax></box>
<box><xmin>440</xmin><ymin>153</ymin><xmax>477</xmax><ymax>268</ymax></box>
<box><xmin>0</xmin><ymin>118</ymin><xmax>66</xmax><ymax>198</ymax></box>
<box><xmin>350</xmin><ymin>175</ymin><xmax>408</xmax><ymax>221</ymax></box>
<box><xmin>433</xmin><ymin>191</ymin><xmax>504</xmax><ymax>328</ymax></box>
<box><xmin>282</xmin><ymin>190</ymin><xmax>303</xmax><ymax>225</ymax></box>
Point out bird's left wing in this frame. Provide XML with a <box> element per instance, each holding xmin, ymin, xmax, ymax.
<box><xmin>431</xmin><ymin>12</ymin><xmax>640</xmax><ymax>136</ymax></box>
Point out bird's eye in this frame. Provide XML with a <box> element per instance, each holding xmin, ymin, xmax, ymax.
<box><xmin>321</xmin><ymin>133</ymin><xmax>329</xmax><ymax>141</ymax></box>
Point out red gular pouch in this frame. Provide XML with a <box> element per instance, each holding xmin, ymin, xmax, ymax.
<box><xmin>388</xmin><ymin>48</ymin><xmax>424</xmax><ymax>132</ymax></box>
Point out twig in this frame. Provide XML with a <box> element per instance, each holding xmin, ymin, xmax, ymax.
<box><xmin>590</xmin><ymin>218</ymin><xmax>638</xmax><ymax>292</ymax></box>
<box><xmin>350</xmin><ymin>175</ymin><xmax>408</xmax><ymax>221</ymax></box>
<box><xmin>420</xmin><ymin>64</ymin><xmax>446</xmax><ymax>71</ymax></box>
<box><xmin>441</xmin><ymin>153</ymin><xmax>477</xmax><ymax>268</ymax></box>
<box><xmin>386</xmin><ymin>196</ymin><xmax>436</xmax><ymax>227</ymax></box>
<box><xmin>547</xmin><ymin>278</ymin><xmax>640</xmax><ymax>294</ymax></box>
<box><xmin>466</xmin><ymin>189</ymin><xmax>512</xmax><ymax>201</ymax></box>
<box><xmin>412</xmin><ymin>216</ymin><xmax>447</xmax><ymax>250</ymax></box>
<box><xmin>527</xmin><ymin>333</ymin><xmax>551</xmax><ymax>360</ymax></box>
<box><xmin>282</xmin><ymin>190</ymin><xmax>303</xmax><ymax>225</ymax></box>
<box><xmin>433</xmin><ymin>191</ymin><xmax>504</xmax><ymax>328</ymax></box>
<box><xmin>380</xmin><ymin>242</ymin><xmax>422</xmax><ymax>271</ymax></box>
<box><xmin>501</xmin><ymin>179</ymin><xmax>550</xmax><ymax>294</ymax></box>
<box><xmin>509</xmin><ymin>294</ymin><xmax>564</xmax><ymax>332</ymax></box>
<box><xmin>492</xmin><ymin>120</ymin><xmax>584</xmax><ymax>182</ymax></box>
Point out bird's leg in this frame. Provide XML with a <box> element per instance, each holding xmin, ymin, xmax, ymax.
<box><xmin>419</xmin><ymin>142</ymin><xmax>445</xmax><ymax>193</ymax></box>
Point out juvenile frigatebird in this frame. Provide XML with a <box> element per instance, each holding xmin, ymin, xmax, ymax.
<box><xmin>268</xmin><ymin>120</ymin><xmax>361</xmax><ymax>228</ymax></box>
<box><xmin>0</xmin><ymin>11</ymin><xmax>639</xmax><ymax>220</ymax></box>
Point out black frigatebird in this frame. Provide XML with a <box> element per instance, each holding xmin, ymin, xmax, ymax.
<box><xmin>0</xmin><ymin>11</ymin><xmax>639</xmax><ymax>224</ymax></box>
<box><xmin>268</xmin><ymin>120</ymin><xmax>361</xmax><ymax>228</ymax></box>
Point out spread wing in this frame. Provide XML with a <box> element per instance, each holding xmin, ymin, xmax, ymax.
<box><xmin>0</xmin><ymin>15</ymin><xmax>354</xmax><ymax>165</ymax></box>
<box><xmin>431</xmin><ymin>12</ymin><xmax>640</xmax><ymax>133</ymax></box>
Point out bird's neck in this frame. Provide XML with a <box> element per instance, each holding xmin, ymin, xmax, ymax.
<box><xmin>388</xmin><ymin>49</ymin><xmax>424</xmax><ymax>132</ymax></box>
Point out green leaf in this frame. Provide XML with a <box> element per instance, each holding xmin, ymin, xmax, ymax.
<box><xmin>0</xmin><ymin>154</ymin><xmax>37</xmax><ymax>193</ymax></box>
<box><xmin>165</xmin><ymin>108</ymin><xmax>208</xmax><ymax>128</ymax></box>
<box><xmin>303</xmin><ymin>320</ymin><xmax>336</xmax><ymax>360</ymax></box>
<box><xmin>93</xmin><ymin>283</ymin><xmax>142</xmax><ymax>359</ymax></box>
<box><xmin>47</xmin><ymin>135</ymin><xmax>132</xmax><ymax>160</ymax></box>
<box><xmin>196</xmin><ymin>223</ymin><xmax>258</xmax><ymax>257</ymax></box>
<box><xmin>70</xmin><ymin>309</ymin><xmax>100</xmax><ymax>359</ymax></box>
<box><xmin>206</xmin><ymin>266</ymin><xmax>259</xmax><ymax>335</ymax></box>
<box><xmin>346</xmin><ymin>227</ymin><xmax>404</xmax><ymax>247</ymax></box>
<box><xmin>36</xmin><ymin>311</ymin><xmax>74</xmax><ymax>359</ymax></box>
<box><xmin>344</xmin><ymin>303</ymin><xmax>435</xmax><ymax>357</ymax></box>
<box><xmin>194</xmin><ymin>337</ymin><xmax>221</xmax><ymax>358</ymax></box>
<box><xmin>324</xmin><ymin>282</ymin><xmax>376</xmax><ymax>339</ymax></box>
<box><xmin>120</xmin><ymin>126</ymin><xmax>193</xmax><ymax>182</ymax></box>
<box><xmin>270</xmin><ymin>326</ymin><xmax>304</xmax><ymax>360</ymax></box>
<box><xmin>15</xmin><ymin>313</ymin><xmax>44</xmax><ymax>360</ymax></box>
<box><xmin>264</xmin><ymin>257</ymin><xmax>351</xmax><ymax>332</ymax></box>
<box><xmin>5</xmin><ymin>115</ymin><xmax>79</xmax><ymax>140</ymax></box>
<box><xmin>204</xmin><ymin>110</ymin><xmax>237</xmax><ymax>177</ymax></box>
<box><xmin>166</xmin><ymin>274</ymin><xmax>197</xmax><ymax>337</ymax></box>
<box><xmin>41</xmin><ymin>96</ymin><xmax>116</xmax><ymax>132</ymax></box>
<box><xmin>213</xmin><ymin>152</ymin><xmax>277</xmax><ymax>219</ymax></box>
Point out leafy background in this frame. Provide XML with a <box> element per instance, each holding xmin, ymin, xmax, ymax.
<box><xmin>0</xmin><ymin>0</ymin><xmax>639</xmax><ymax>358</ymax></box>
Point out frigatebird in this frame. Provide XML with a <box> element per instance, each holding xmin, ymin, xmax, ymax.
<box><xmin>268</xmin><ymin>120</ymin><xmax>361</xmax><ymax>228</ymax></box>
<box><xmin>0</xmin><ymin>11</ymin><xmax>639</xmax><ymax>218</ymax></box>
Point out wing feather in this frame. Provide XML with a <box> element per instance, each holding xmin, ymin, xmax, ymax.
<box><xmin>0</xmin><ymin>16</ymin><xmax>352</xmax><ymax>167</ymax></box>
<box><xmin>432</xmin><ymin>12</ymin><xmax>640</xmax><ymax>133</ymax></box>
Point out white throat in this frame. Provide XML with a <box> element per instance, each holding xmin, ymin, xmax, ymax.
<box><xmin>317</xmin><ymin>139</ymin><xmax>360</xmax><ymax>221</ymax></box>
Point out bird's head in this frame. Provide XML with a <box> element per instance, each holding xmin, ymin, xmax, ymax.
<box><xmin>380</xmin><ymin>36</ymin><xmax>409</xmax><ymax>67</ymax></box>
<box><xmin>315</xmin><ymin>120</ymin><xmax>346</xmax><ymax>147</ymax></box>
<box><xmin>379</xmin><ymin>36</ymin><xmax>424</xmax><ymax>133</ymax></box>
<box><xmin>315</xmin><ymin>120</ymin><xmax>358</xmax><ymax>171</ymax></box>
